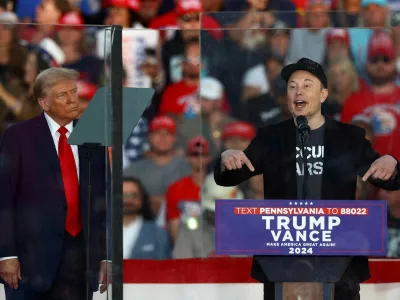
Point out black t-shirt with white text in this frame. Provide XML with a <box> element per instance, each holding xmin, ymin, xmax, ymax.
<box><xmin>296</xmin><ymin>124</ymin><xmax>325</xmax><ymax>200</ymax></box>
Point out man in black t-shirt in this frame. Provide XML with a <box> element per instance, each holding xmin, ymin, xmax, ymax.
<box><xmin>214</xmin><ymin>58</ymin><xmax>400</xmax><ymax>300</ymax></box>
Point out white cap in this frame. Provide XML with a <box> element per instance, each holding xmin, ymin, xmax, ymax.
<box><xmin>200</xmin><ymin>77</ymin><xmax>224</xmax><ymax>100</ymax></box>
<box><xmin>202</xmin><ymin>173</ymin><xmax>244</xmax><ymax>212</ymax></box>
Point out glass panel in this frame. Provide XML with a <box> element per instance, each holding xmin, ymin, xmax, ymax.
<box><xmin>120</xmin><ymin>27</ymin><xmax>203</xmax><ymax>263</ymax></box>
<box><xmin>0</xmin><ymin>21</ymin><xmax>113</xmax><ymax>300</ymax></box>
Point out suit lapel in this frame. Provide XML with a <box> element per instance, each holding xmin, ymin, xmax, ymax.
<box><xmin>75</xmin><ymin>118</ymin><xmax>88</xmax><ymax>203</ymax></box>
<box><xmin>321</xmin><ymin>117</ymin><xmax>350</xmax><ymax>199</ymax></box>
<box><xmin>279</xmin><ymin>120</ymin><xmax>297</xmax><ymax>199</ymax></box>
<box><xmin>35</xmin><ymin>113</ymin><xmax>64</xmax><ymax>190</ymax></box>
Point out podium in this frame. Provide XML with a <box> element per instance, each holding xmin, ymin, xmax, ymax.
<box><xmin>215</xmin><ymin>200</ymin><xmax>387</xmax><ymax>300</ymax></box>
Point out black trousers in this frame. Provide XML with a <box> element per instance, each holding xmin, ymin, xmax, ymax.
<box><xmin>5</xmin><ymin>231</ymin><xmax>92</xmax><ymax>300</ymax></box>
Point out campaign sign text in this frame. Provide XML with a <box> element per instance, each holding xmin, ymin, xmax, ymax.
<box><xmin>215</xmin><ymin>200</ymin><xmax>387</xmax><ymax>256</ymax></box>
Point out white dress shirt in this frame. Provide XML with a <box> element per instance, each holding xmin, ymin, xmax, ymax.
<box><xmin>0</xmin><ymin>113</ymin><xmax>79</xmax><ymax>261</ymax></box>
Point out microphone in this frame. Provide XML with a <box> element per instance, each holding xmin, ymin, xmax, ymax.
<box><xmin>296</xmin><ymin>115</ymin><xmax>310</xmax><ymax>140</ymax></box>
<box><xmin>296</xmin><ymin>116</ymin><xmax>309</xmax><ymax>200</ymax></box>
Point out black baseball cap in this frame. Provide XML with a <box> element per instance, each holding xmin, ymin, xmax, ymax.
<box><xmin>281</xmin><ymin>57</ymin><xmax>328</xmax><ymax>88</ymax></box>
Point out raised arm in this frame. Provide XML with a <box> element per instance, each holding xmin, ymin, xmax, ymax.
<box><xmin>356</xmin><ymin>128</ymin><xmax>400</xmax><ymax>191</ymax></box>
<box><xmin>214</xmin><ymin>134</ymin><xmax>264</xmax><ymax>187</ymax></box>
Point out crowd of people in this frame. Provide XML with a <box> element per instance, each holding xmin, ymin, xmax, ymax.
<box><xmin>0</xmin><ymin>0</ymin><xmax>400</xmax><ymax>260</ymax></box>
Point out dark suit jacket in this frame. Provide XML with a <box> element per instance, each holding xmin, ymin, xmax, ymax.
<box><xmin>214</xmin><ymin>117</ymin><xmax>400</xmax><ymax>284</ymax></box>
<box><xmin>0</xmin><ymin>113</ymin><xmax>109</xmax><ymax>292</ymax></box>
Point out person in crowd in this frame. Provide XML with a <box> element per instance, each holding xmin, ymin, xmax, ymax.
<box><xmin>173</xmin><ymin>172</ymin><xmax>244</xmax><ymax>258</ymax></box>
<box><xmin>158</xmin><ymin>39</ymin><xmax>200</xmax><ymax>119</ymax></box>
<box><xmin>349</xmin><ymin>0</ymin><xmax>390</xmax><ymax>83</ymax></box>
<box><xmin>75</xmin><ymin>79</ymin><xmax>97</xmax><ymax>118</ymax></box>
<box><xmin>159</xmin><ymin>0</ymin><xmax>202</xmax><ymax>85</ymax></box>
<box><xmin>124</xmin><ymin>115</ymin><xmax>191</xmax><ymax>227</ymax></box>
<box><xmin>267</xmin><ymin>21</ymin><xmax>290</xmax><ymax>58</ymax></box>
<box><xmin>241</xmin><ymin>53</ymin><xmax>284</xmax><ymax>101</ymax></box>
<box><xmin>286</xmin><ymin>0</ymin><xmax>330</xmax><ymax>64</ymax></box>
<box><xmin>102</xmin><ymin>0</ymin><xmax>141</xmax><ymax>28</ymax></box>
<box><xmin>176</xmin><ymin>76</ymin><xmax>234</xmax><ymax>158</ymax></box>
<box><xmin>137</xmin><ymin>0</ymin><xmax>163</xmax><ymax>27</ymax></box>
<box><xmin>56</xmin><ymin>12</ymin><xmax>104</xmax><ymax>86</ymax></box>
<box><xmin>21</xmin><ymin>0</ymin><xmax>73</xmax><ymax>44</ymax></box>
<box><xmin>0</xmin><ymin>37</ymin><xmax>64</xmax><ymax>134</ymax></box>
<box><xmin>341</xmin><ymin>31</ymin><xmax>400</xmax><ymax>160</ymax></box>
<box><xmin>332</xmin><ymin>0</ymin><xmax>362</xmax><ymax>27</ymax></box>
<box><xmin>123</xmin><ymin>177</ymin><xmax>171</xmax><ymax>259</ymax></box>
<box><xmin>323</xmin><ymin>28</ymin><xmax>354</xmax><ymax>70</ymax></box>
<box><xmin>0</xmin><ymin>12</ymin><xmax>28</xmax><ymax>133</ymax></box>
<box><xmin>0</xmin><ymin>68</ymin><xmax>110</xmax><ymax>299</ymax></box>
<box><xmin>214</xmin><ymin>57</ymin><xmax>400</xmax><ymax>300</ymax></box>
<box><xmin>226</xmin><ymin>0</ymin><xmax>275</xmax><ymax>53</ymax></box>
<box><xmin>326</xmin><ymin>58</ymin><xmax>360</xmax><ymax>119</ymax></box>
<box><xmin>379</xmin><ymin>189</ymin><xmax>400</xmax><ymax>257</ymax></box>
<box><xmin>207</xmin><ymin>0</ymin><xmax>278</xmax><ymax>119</ymax></box>
<box><xmin>165</xmin><ymin>135</ymin><xmax>210</xmax><ymax>243</ymax></box>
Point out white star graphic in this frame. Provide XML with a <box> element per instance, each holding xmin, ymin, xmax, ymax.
<box><xmin>289</xmin><ymin>202</ymin><xmax>292</xmax><ymax>205</ymax></box>
<box><xmin>300</xmin><ymin>202</ymin><xmax>303</xmax><ymax>205</ymax></box>
<box><xmin>310</xmin><ymin>202</ymin><xmax>313</xmax><ymax>205</ymax></box>
<box><xmin>294</xmin><ymin>202</ymin><xmax>298</xmax><ymax>205</ymax></box>
<box><xmin>305</xmin><ymin>202</ymin><xmax>308</xmax><ymax>205</ymax></box>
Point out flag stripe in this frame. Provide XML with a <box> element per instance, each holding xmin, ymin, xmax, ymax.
<box><xmin>123</xmin><ymin>258</ymin><xmax>400</xmax><ymax>284</ymax></box>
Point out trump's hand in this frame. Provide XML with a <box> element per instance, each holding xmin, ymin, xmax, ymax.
<box><xmin>99</xmin><ymin>261</ymin><xmax>112</xmax><ymax>294</ymax></box>
<box><xmin>0</xmin><ymin>258</ymin><xmax>21</xmax><ymax>289</ymax></box>
<box><xmin>221</xmin><ymin>150</ymin><xmax>255</xmax><ymax>172</ymax></box>
<box><xmin>363</xmin><ymin>155</ymin><xmax>398</xmax><ymax>182</ymax></box>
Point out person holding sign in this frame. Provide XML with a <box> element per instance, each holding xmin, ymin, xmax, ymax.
<box><xmin>214</xmin><ymin>57</ymin><xmax>400</xmax><ymax>300</ymax></box>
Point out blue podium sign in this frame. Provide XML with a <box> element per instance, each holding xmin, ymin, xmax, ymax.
<box><xmin>215</xmin><ymin>200</ymin><xmax>387</xmax><ymax>256</ymax></box>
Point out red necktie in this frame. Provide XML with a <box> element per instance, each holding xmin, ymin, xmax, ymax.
<box><xmin>58</xmin><ymin>126</ymin><xmax>82</xmax><ymax>236</ymax></box>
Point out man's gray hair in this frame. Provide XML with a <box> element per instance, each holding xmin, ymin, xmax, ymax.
<box><xmin>33</xmin><ymin>67</ymin><xmax>80</xmax><ymax>101</ymax></box>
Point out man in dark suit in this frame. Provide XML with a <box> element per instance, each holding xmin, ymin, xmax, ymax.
<box><xmin>0</xmin><ymin>68</ymin><xmax>111</xmax><ymax>300</ymax></box>
<box><xmin>214</xmin><ymin>58</ymin><xmax>400</xmax><ymax>300</ymax></box>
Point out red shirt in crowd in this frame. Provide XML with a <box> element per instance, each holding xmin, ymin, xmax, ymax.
<box><xmin>341</xmin><ymin>85</ymin><xmax>400</xmax><ymax>160</ymax></box>
<box><xmin>165</xmin><ymin>176</ymin><xmax>200</xmax><ymax>222</ymax></box>
<box><xmin>159</xmin><ymin>80</ymin><xmax>199</xmax><ymax>116</ymax></box>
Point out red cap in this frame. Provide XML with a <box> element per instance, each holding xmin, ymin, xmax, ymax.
<box><xmin>187</xmin><ymin>135</ymin><xmax>209</xmax><ymax>155</ymax></box>
<box><xmin>326</xmin><ymin>28</ymin><xmax>350</xmax><ymax>46</ymax></box>
<box><xmin>103</xmin><ymin>0</ymin><xmax>140</xmax><ymax>11</ymax></box>
<box><xmin>77</xmin><ymin>80</ymin><xmax>97</xmax><ymax>100</ymax></box>
<box><xmin>58</xmin><ymin>12</ymin><xmax>84</xmax><ymax>30</ymax></box>
<box><xmin>222</xmin><ymin>121</ymin><xmax>256</xmax><ymax>140</ymax></box>
<box><xmin>368</xmin><ymin>31</ymin><xmax>395</xmax><ymax>60</ymax></box>
<box><xmin>149</xmin><ymin>116</ymin><xmax>176</xmax><ymax>134</ymax></box>
<box><xmin>176</xmin><ymin>0</ymin><xmax>202</xmax><ymax>16</ymax></box>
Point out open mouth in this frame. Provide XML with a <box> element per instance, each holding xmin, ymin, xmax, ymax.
<box><xmin>294</xmin><ymin>100</ymin><xmax>307</xmax><ymax>109</ymax></box>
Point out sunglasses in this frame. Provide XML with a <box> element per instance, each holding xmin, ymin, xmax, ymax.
<box><xmin>369</xmin><ymin>55</ymin><xmax>392</xmax><ymax>64</ymax></box>
<box><xmin>180</xmin><ymin>14</ymin><xmax>200</xmax><ymax>22</ymax></box>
